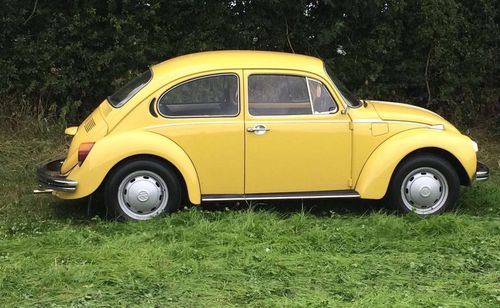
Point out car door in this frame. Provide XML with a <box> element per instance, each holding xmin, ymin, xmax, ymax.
<box><xmin>244</xmin><ymin>70</ymin><xmax>352</xmax><ymax>195</ymax></box>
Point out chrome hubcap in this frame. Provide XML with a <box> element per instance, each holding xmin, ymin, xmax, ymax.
<box><xmin>400</xmin><ymin>167</ymin><xmax>448</xmax><ymax>215</ymax></box>
<box><xmin>117</xmin><ymin>170</ymin><xmax>169</xmax><ymax>220</ymax></box>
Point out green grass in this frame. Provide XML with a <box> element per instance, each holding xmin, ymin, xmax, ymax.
<box><xmin>0</xmin><ymin>121</ymin><xmax>499</xmax><ymax>307</ymax></box>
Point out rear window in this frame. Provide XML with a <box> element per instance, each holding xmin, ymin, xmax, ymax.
<box><xmin>107</xmin><ymin>69</ymin><xmax>152</xmax><ymax>107</ymax></box>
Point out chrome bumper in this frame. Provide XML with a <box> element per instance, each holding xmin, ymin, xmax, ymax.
<box><xmin>476</xmin><ymin>161</ymin><xmax>489</xmax><ymax>182</ymax></box>
<box><xmin>35</xmin><ymin>159</ymin><xmax>77</xmax><ymax>192</ymax></box>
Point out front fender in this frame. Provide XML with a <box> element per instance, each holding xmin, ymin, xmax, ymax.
<box><xmin>56</xmin><ymin>131</ymin><xmax>202</xmax><ymax>204</ymax></box>
<box><xmin>355</xmin><ymin>128</ymin><xmax>476</xmax><ymax>199</ymax></box>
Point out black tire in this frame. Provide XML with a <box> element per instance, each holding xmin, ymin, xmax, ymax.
<box><xmin>104</xmin><ymin>158</ymin><xmax>182</xmax><ymax>220</ymax></box>
<box><xmin>386</xmin><ymin>154</ymin><xmax>460</xmax><ymax>216</ymax></box>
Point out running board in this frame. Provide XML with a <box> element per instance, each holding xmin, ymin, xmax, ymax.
<box><xmin>201</xmin><ymin>190</ymin><xmax>360</xmax><ymax>202</ymax></box>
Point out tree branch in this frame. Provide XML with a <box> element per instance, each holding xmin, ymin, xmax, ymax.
<box><xmin>285</xmin><ymin>18</ymin><xmax>295</xmax><ymax>53</ymax></box>
<box><xmin>425</xmin><ymin>46</ymin><xmax>432</xmax><ymax>105</ymax></box>
<box><xmin>23</xmin><ymin>0</ymin><xmax>39</xmax><ymax>25</ymax></box>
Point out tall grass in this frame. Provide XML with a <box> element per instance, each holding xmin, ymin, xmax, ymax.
<box><xmin>0</xmin><ymin>119</ymin><xmax>498</xmax><ymax>306</ymax></box>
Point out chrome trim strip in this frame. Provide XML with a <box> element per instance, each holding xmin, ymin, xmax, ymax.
<box><xmin>353</xmin><ymin>119</ymin><xmax>420</xmax><ymax>125</ymax></box>
<box><xmin>246</xmin><ymin>120</ymin><xmax>350</xmax><ymax>124</ymax></box>
<box><xmin>202</xmin><ymin>191</ymin><xmax>360</xmax><ymax>201</ymax></box>
<box><xmin>202</xmin><ymin>197</ymin><xmax>244</xmax><ymax>201</ymax></box>
<box><xmin>352</xmin><ymin>119</ymin><xmax>442</xmax><ymax>128</ymax></box>
<box><xmin>33</xmin><ymin>189</ymin><xmax>54</xmax><ymax>194</ymax></box>
<box><xmin>305</xmin><ymin>76</ymin><xmax>314</xmax><ymax>113</ymax></box>
<box><xmin>157</xmin><ymin>73</ymin><xmax>240</xmax><ymax>118</ymax></box>
<box><xmin>429</xmin><ymin>124</ymin><xmax>444</xmax><ymax>130</ymax></box>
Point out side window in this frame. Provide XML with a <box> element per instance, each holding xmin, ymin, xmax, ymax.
<box><xmin>158</xmin><ymin>74</ymin><xmax>239</xmax><ymax>117</ymax></box>
<box><xmin>308</xmin><ymin>79</ymin><xmax>337</xmax><ymax>114</ymax></box>
<box><xmin>248</xmin><ymin>75</ymin><xmax>312</xmax><ymax>116</ymax></box>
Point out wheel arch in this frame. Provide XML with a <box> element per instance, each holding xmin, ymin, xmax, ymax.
<box><xmin>56</xmin><ymin>131</ymin><xmax>202</xmax><ymax>204</ymax></box>
<box><xmin>397</xmin><ymin>147</ymin><xmax>470</xmax><ymax>186</ymax></box>
<box><xmin>354</xmin><ymin>128</ymin><xmax>476</xmax><ymax>200</ymax></box>
<box><xmin>103</xmin><ymin>154</ymin><xmax>189</xmax><ymax>203</ymax></box>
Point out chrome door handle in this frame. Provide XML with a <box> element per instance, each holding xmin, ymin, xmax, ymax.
<box><xmin>247</xmin><ymin>124</ymin><xmax>270</xmax><ymax>135</ymax></box>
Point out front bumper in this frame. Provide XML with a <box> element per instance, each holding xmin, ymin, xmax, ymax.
<box><xmin>476</xmin><ymin>161</ymin><xmax>489</xmax><ymax>182</ymax></box>
<box><xmin>36</xmin><ymin>159</ymin><xmax>78</xmax><ymax>192</ymax></box>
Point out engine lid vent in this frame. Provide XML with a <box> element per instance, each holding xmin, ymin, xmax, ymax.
<box><xmin>84</xmin><ymin>117</ymin><xmax>96</xmax><ymax>132</ymax></box>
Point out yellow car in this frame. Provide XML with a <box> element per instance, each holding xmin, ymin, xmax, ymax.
<box><xmin>36</xmin><ymin>51</ymin><xmax>489</xmax><ymax>220</ymax></box>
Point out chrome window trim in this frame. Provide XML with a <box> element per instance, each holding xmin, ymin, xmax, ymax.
<box><xmin>307</xmin><ymin>77</ymin><xmax>339</xmax><ymax>114</ymax></box>
<box><xmin>247</xmin><ymin>73</ymin><xmax>312</xmax><ymax>116</ymax></box>
<box><xmin>305</xmin><ymin>76</ymin><xmax>315</xmax><ymax>113</ymax></box>
<box><xmin>157</xmin><ymin>73</ymin><xmax>240</xmax><ymax>118</ymax></box>
<box><xmin>247</xmin><ymin>73</ymin><xmax>340</xmax><ymax>117</ymax></box>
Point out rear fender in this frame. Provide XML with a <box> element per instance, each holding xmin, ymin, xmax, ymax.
<box><xmin>56</xmin><ymin>131</ymin><xmax>202</xmax><ymax>204</ymax></box>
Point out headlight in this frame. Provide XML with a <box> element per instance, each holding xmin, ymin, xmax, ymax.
<box><xmin>471</xmin><ymin>140</ymin><xmax>478</xmax><ymax>153</ymax></box>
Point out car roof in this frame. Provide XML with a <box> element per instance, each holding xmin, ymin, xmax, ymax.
<box><xmin>150</xmin><ymin>50</ymin><xmax>325</xmax><ymax>84</ymax></box>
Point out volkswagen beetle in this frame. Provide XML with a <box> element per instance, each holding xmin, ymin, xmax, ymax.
<box><xmin>35</xmin><ymin>51</ymin><xmax>489</xmax><ymax>220</ymax></box>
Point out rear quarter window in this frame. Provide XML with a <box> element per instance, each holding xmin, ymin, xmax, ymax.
<box><xmin>158</xmin><ymin>74</ymin><xmax>239</xmax><ymax>117</ymax></box>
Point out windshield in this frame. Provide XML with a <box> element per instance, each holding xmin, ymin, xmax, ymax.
<box><xmin>325</xmin><ymin>65</ymin><xmax>362</xmax><ymax>108</ymax></box>
<box><xmin>108</xmin><ymin>69</ymin><xmax>152</xmax><ymax>107</ymax></box>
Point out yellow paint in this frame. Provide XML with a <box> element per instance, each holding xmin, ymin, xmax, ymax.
<box><xmin>61</xmin><ymin>104</ymin><xmax>108</xmax><ymax>174</ymax></box>
<box><xmin>243</xmin><ymin>69</ymin><xmax>352</xmax><ymax>193</ymax></box>
<box><xmin>51</xmin><ymin>51</ymin><xmax>478</xmax><ymax>205</ymax></box>
<box><xmin>355</xmin><ymin>128</ymin><xmax>476</xmax><ymax>199</ymax></box>
<box><xmin>371</xmin><ymin>123</ymin><xmax>388</xmax><ymax>136</ymax></box>
<box><xmin>56</xmin><ymin>130</ymin><xmax>201</xmax><ymax>204</ymax></box>
<box><xmin>64</xmin><ymin>126</ymin><xmax>78</xmax><ymax>136</ymax></box>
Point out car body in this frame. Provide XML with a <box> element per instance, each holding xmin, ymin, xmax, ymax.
<box><xmin>36</xmin><ymin>50</ymin><xmax>489</xmax><ymax>220</ymax></box>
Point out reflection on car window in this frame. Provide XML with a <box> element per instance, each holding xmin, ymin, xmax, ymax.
<box><xmin>108</xmin><ymin>70</ymin><xmax>152</xmax><ymax>107</ymax></box>
<box><xmin>158</xmin><ymin>74</ymin><xmax>239</xmax><ymax>117</ymax></box>
<box><xmin>308</xmin><ymin>79</ymin><xmax>337</xmax><ymax>114</ymax></box>
<box><xmin>248</xmin><ymin>75</ymin><xmax>312</xmax><ymax>116</ymax></box>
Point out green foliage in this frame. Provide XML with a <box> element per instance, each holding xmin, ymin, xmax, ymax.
<box><xmin>0</xmin><ymin>0</ymin><xmax>498</xmax><ymax>126</ymax></box>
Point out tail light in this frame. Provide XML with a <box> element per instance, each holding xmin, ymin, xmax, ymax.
<box><xmin>78</xmin><ymin>142</ymin><xmax>95</xmax><ymax>165</ymax></box>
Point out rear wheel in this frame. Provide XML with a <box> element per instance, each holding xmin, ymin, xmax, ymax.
<box><xmin>386</xmin><ymin>154</ymin><xmax>460</xmax><ymax>216</ymax></box>
<box><xmin>104</xmin><ymin>159</ymin><xmax>181</xmax><ymax>220</ymax></box>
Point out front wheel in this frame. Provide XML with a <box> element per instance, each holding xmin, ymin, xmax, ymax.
<box><xmin>104</xmin><ymin>159</ymin><xmax>182</xmax><ymax>220</ymax></box>
<box><xmin>386</xmin><ymin>154</ymin><xmax>460</xmax><ymax>216</ymax></box>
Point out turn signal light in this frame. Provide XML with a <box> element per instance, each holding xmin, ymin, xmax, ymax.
<box><xmin>78</xmin><ymin>142</ymin><xmax>95</xmax><ymax>165</ymax></box>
